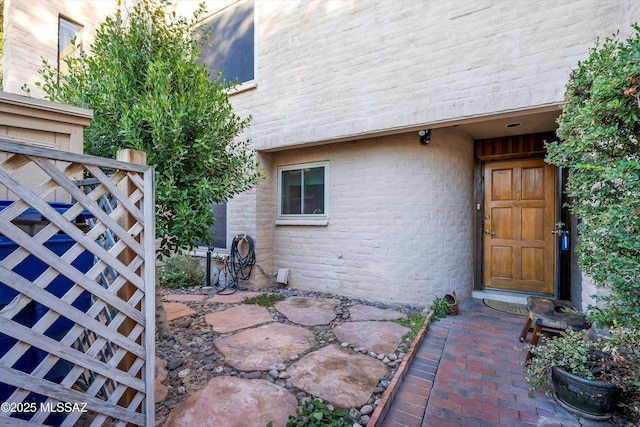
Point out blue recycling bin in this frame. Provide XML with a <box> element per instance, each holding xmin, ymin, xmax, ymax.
<box><xmin>0</xmin><ymin>201</ymin><xmax>94</xmax><ymax>408</ymax></box>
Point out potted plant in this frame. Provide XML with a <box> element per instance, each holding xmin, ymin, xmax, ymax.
<box><xmin>524</xmin><ymin>327</ymin><xmax>639</xmax><ymax>421</ymax></box>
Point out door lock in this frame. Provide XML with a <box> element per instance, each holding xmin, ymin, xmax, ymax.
<box><xmin>485</xmin><ymin>229</ymin><xmax>495</xmax><ymax>235</ymax></box>
<box><xmin>551</xmin><ymin>221</ymin><xmax>566</xmax><ymax>235</ymax></box>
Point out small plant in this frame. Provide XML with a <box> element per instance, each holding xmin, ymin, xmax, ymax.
<box><xmin>394</xmin><ymin>314</ymin><xmax>427</xmax><ymax>345</ymax></box>
<box><xmin>524</xmin><ymin>329</ymin><xmax>599</xmax><ymax>396</ymax></box>
<box><xmin>429</xmin><ymin>297</ymin><xmax>450</xmax><ymax>321</ymax></box>
<box><xmin>286</xmin><ymin>398</ymin><xmax>350</xmax><ymax>427</ymax></box>
<box><xmin>243</xmin><ymin>293</ymin><xmax>285</xmax><ymax>307</ymax></box>
<box><xmin>159</xmin><ymin>254</ymin><xmax>205</xmax><ymax>289</ymax></box>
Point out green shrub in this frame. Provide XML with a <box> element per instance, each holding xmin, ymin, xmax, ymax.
<box><xmin>545</xmin><ymin>24</ymin><xmax>640</xmax><ymax>423</ymax></box>
<box><xmin>159</xmin><ymin>254</ymin><xmax>204</xmax><ymax>288</ymax></box>
<box><xmin>429</xmin><ymin>297</ymin><xmax>450</xmax><ymax>321</ymax></box>
<box><xmin>546</xmin><ymin>24</ymin><xmax>640</xmax><ymax>331</ymax></box>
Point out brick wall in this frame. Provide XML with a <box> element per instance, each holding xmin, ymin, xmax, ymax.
<box><xmin>246</xmin><ymin>129</ymin><xmax>475</xmax><ymax>306</ymax></box>
<box><xmin>227</xmin><ymin>0</ymin><xmax>638</xmax><ymax>150</ymax></box>
<box><xmin>3</xmin><ymin>0</ymin><xmax>116</xmax><ymax>97</ymax></box>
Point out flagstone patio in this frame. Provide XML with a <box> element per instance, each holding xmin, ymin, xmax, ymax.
<box><xmin>157</xmin><ymin>291</ymin><xmax>412</xmax><ymax>427</ymax></box>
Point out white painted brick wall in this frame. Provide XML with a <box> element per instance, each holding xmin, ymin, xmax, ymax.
<box><xmin>216</xmin><ymin>0</ymin><xmax>639</xmax><ymax>305</ymax></box>
<box><xmin>253</xmin><ymin>129</ymin><xmax>475</xmax><ymax>306</ymax></box>
<box><xmin>3</xmin><ymin>0</ymin><xmax>116</xmax><ymax>97</ymax></box>
<box><xmin>222</xmin><ymin>0</ymin><xmax>639</xmax><ymax>150</ymax></box>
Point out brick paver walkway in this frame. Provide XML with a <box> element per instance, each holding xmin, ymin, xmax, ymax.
<box><xmin>381</xmin><ymin>298</ymin><xmax>609</xmax><ymax>427</ymax></box>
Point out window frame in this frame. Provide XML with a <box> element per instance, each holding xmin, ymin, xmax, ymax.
<box><xmin>277</xmin><ymin>162</ymin><xmax>329</xmax><ymax>221</ymax></box>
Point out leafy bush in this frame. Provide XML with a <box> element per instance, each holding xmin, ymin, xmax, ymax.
<box><xmin>546</xmin><ymin>24</ymin><xmax>640</xmax><ymax>331</ymax></box>
<box><xmin>545</xmin><ymin>24</ymin><xmax>640</xmax><ymax>423</ymax></box>
<box><xmin>30</xmin><ymin>0</ymin><xmax>261</xmax><ymax>257</ymax></box>
<box><xmin>159</xmin><ymin>254</ymin><xmax>204</xmax><ymax>289</ymax></box>
<box><xmin>524</xmin><ymin>329</ymin><xmax>600</xmax><ymax>396</ymax></box>
<box><xmin>429</xmin><ymin>297</ymin><xmax>450</xmax><ymax>321</ymax></box>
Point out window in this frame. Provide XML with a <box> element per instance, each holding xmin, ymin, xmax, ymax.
<box><xmin>210</xmin><ymin>203</ymin><xmax>228</xmax><ymax>249</ymax></box>
<box><xmin>198</xmin><ymin>203</ymin><xmax>228</xmax><ymax>250</ymax></box>
<box><xmin>195</xmin><ymin>203</ymin><xmax>228</xmax><ymax>254</ymax></box>
<box><xmin>58</xmin><ymin>16</ymin><xmax>83</xmax><ymax>80</ymax></box>
<box><xmin>197</xmin><ymin>0</ymin><xmax>255</xmax><ymax>84</ymax></box>
<box><xmin>279</xmin><ymin>163</ymin><xmax>328</xmax><ymax>217</ymax></box>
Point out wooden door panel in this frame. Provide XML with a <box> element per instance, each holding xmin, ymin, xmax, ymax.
<box><xmin>521</xmin><ymin>167</ymin><xmax>545</xmax><ymax>200</ymax></box>
<box><xmin>483</xmin><ymin>159</ymin><xmax>556</xmax><ymax>294</ymax></box>
<box><xmin>492</xmin><ymin>208</ymin><xmax>513</xmax><ymax>239</ymax></box>
<box><xmin>521</xmin><ymin>207</ymin><xmax>544</xmax><ymax>240</ymax></box>
<box><xmin>491</xmin><ymin>169</ymin><xmax>513</xmax><ymax>200</ymax></box>
<box><xmin>521</xmin><ymin>248</ymin><xmax>545</xmax><ymax>281</ymax></box>
<box><xmin>491</xmin><ymin>246</ymin><xmax>513</xmax><ymax>279</ymax></box>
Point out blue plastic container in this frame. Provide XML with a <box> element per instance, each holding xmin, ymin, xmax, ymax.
<box><xmin>0</xmin><ymin>201</ymin><xmax>94</xmax><ymax>410</ymax></box>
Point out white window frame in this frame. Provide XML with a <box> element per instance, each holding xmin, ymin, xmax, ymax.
<box><xmin>277</xmin><ymin>162</ymin><xmax>329</xmax><ymax>223</ymax></box>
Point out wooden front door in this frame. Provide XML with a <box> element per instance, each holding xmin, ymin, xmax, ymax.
<box><xmin>483</xmin><ymin>159</ymin><xmax>557</xmax><ymax>294</ymax></box>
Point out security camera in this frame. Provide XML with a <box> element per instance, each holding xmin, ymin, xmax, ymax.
<box><xmin>418</xmin><ymin>129</ymin><xmax>431</xmax><ymax>145</ymax></box>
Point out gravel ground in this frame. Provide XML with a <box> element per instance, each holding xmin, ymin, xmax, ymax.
<box><xmin>155</xmin><ymin>285</ymin><xmax>427</xmax><ymax>426</ymax></box>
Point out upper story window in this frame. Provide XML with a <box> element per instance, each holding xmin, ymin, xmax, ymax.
<box><xmin>58</xmin><ymin>16</ymin><xmax>83</xmax><ymax>80</ymax></box>
<box><xmin>198</xmin><ymin>0</ymin><xmax>255</xmax><ymax>84</ymax></box>
<box><xmin>278</xmin><ymin>162</ymin><xmax>329</xmax><ymax>218</ymax></box>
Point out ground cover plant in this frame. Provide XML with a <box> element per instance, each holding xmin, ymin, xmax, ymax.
<box><xmin>159</xmin><ymin>254</ymin><xmax>204</xmax><ymax>289</ymax></box>
<box><xmin>393</xmin><ymin>314</ymin><xmax>427</xmax><ymax>346</ymax></box>
<box><xmin>243</xmin><ymin>293</ymin><xmax>286</xmax><ymax>307</ymax></box>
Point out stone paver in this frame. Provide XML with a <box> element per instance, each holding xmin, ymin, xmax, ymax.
<box><xmin>215</xmin><ymin>323</ymin><xmax>316</xmax><ymax>371</ymax></box>
<box><xmin>164</xmin><ymin>302</ymin><xmax>196</xmax><ymax>321</ymax></box>
<box><xmin>155</xmin><ymin>357</ymin><xmax>168</xmax><ymax>403</ymax></box>
<box><xmin>288</xmin><ymin>344</ymin><xmax>388</xmax><ymax>408</ymax></box>
<box><xmin>349</xmin><ymin>304</ymin><xmax>407</xmax><ymax>321</ymax></box>
<box><xmin>207</xmin><ymin>290</ymin><xmax>260</xmax><ymax>304</ymax></box>
<box><xmin>275</xmin><ymin>297</ymin><xmax>339</xmax><ymax>325</ymax></box>
<box><xmin>334</xmin><ymin>321</ymin><xmax>409</xmax><ymax>354</ymax></box>
<box><xmin>204</xmin><ymin>304</ymin><xmax>272</xmax><ymax>333</ymax></box>
<box><xmin>163</xmin><ymin>294</ymin><xmax>208</xmax><ymax>302</ymax></box>
<box><xmin>164</xmin><ymin>376</ymin><xmax>297</xmax><ymax>427</ymax></box>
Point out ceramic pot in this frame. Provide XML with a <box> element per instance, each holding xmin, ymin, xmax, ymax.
<box><xmin>444</xmin><ymin>291</ymin><xmax>458</xmax><ymax>315</ymax></box>
<box><xmin>551</xmin><ymin>366</ymin><xmax>621</xmax><ymax>420</ymax></box>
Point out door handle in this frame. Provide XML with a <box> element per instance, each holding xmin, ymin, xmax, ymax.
<box><xmin>552</xmin><ymin>221</ymin><xmax>565</xmax><ymax>234</ymax></box>
<box><xmin>485</xmin><ymin>229</ymin><xmax>495</xmax><ymax>235</ymax></box>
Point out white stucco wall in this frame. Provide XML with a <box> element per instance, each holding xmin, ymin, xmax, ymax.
<box><xmin>241</xmin><ymin>129</ymin><xmax>474</xmax><ymax>306</ymax></box>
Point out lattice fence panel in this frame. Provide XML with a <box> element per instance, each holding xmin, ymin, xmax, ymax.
<box><xmin>0</xmin><ymin>140</ymin><xmax>155</xmax><ymax>427</ymax></box>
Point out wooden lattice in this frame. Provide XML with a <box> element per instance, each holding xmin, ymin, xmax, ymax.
<box><xmin>0</xmin><ymin>139</ymin><xmax>155</xmax><ymax>426</ymax></box>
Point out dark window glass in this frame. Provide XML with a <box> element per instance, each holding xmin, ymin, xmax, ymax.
<box><xmin>281</xmin><ymin>166</ymin><xmax>325</xmax><ymax>216</ymax></box>
<box><xmin>198</xmin><ymin>0</ymin><xmax>254</xmax><ymax>83</ymax></box>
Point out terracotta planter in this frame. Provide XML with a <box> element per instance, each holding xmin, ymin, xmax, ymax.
<box><xmin>444</xmin><ymin>291</ymin><xmax>459</xmax><ymax>315</ymax></box>
<box><xmin>551</xmin><ymin>366</ymin><xmax>621</xmax><ymax>420</ymax></box>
